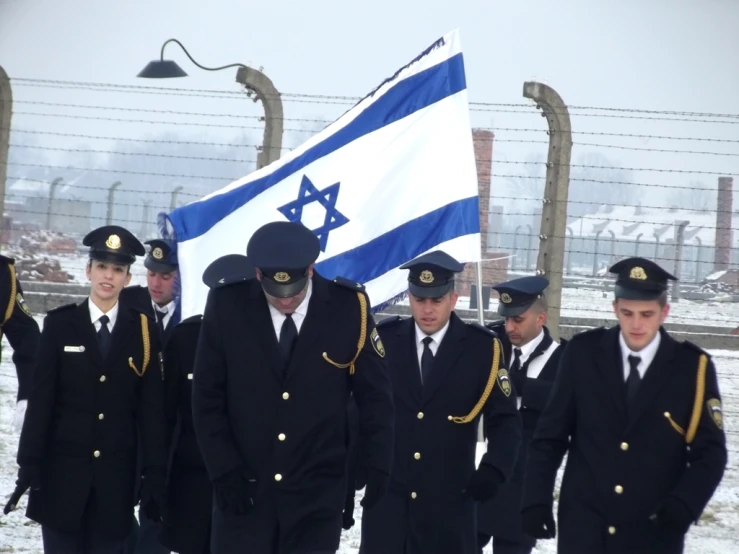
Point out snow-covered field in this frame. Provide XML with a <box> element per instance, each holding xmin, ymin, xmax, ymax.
<box><xmin>2</xmin><ymin>299</ymin><xmax>738</xmax><ymax>553</ymax></box>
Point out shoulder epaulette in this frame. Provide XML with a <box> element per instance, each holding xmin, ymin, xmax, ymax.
<box><xmin>682</xmin><ymin>340</ymin><xmax>710</xmax><ymax>357</ymax></box>
<box><xmin>180</xmin><ymin>314</ymin><xmax>203</xmax><ymax>325</ymax></box>
<box><xmin>571</xmin><ymin>326</ymin><xmax>607</xmax><ymax>341</ymax></box>
<box><xmin>0</xmin><ymin>255</ymin><xmax>14</xmax><ymax>265</ymax></box>
<box><xmin>377</xmin><ymin>315</ymin><xmax>403</xmax><ymax>328</ymax></box>
<box><xmin>332</xmin><ymin>276</ymin><xmax>366</xmax><ymax>292</ymax></box>
<box><xmin>46</xmin><ymin>302</ymin><xmax>77</xmax><ymax>315</ymax></box>
<box><xmin>468</xmin><ymin>321</ymin><xmax>498</xmax><ymax>338</ymax></box>
<box><xmin>128</xmin><ymin>305</ymin><xmax>155</xmax><ymax>319</ymax></box>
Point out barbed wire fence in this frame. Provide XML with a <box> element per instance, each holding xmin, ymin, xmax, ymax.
<box><xmin>1</xmin><ymin>77</ymin><xmax>738</xmax><ymax>309</ymax></box>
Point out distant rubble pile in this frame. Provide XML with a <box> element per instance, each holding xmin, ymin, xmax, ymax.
<box><xmin>699</xmin><ymin>269</ymin><xmax>739</xmax><ymax>296</ymax></box>
<box><xmin>4</xmin><ymin>231</ymin><xmax>78</xmax><ymax>282</ymax></box>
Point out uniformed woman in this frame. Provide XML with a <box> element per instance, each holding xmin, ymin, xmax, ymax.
<box><xmin>6</xmin><ymin>225</ymin><xmax>168</xmax><ymax>554</ymax></box>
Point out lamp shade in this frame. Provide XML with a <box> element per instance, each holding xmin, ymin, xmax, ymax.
<box><xmin>137</xmin><ymin>60</ymin><xmax>188</xmax><ymax>78</ymax></box>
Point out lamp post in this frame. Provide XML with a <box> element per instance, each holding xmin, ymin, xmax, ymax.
<box><xmin>137</xmin><ymin>39</ymin><xmax>284</xmax><ymax>170</ymax></box>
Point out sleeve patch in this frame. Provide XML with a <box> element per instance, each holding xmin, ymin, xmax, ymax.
<box><xmin>370</xmin><ymin>327</ymin><xmax>385</xmax><ymax>358</ymax></box>
<box><xmin>497</xmin><ymin>367</ymin><xmax>512</xmax><ymax>397</ymax></box>
<box><xmin>706</xmin><ymin>398</ymin><xmax>723</xmax><ymax>430</ymax></box>
<box><xmin>16</xmin><ymin>292</ymin><xmax>32</xmax><ymax>316</ymax></box>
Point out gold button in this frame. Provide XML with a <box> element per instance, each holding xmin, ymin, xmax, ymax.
<box><xmin>664</xmin><ymin>412</ymin><xmax>670</xmax><ymax>418</ymax></box>
<box><xmin>278</xmin><ymin>433</ymin><xmax>286</xmax><ymax>441</ymax></box>
<box><xmin>615</xmin><ymin>485</ymin><xmax>623</xmax><ymax>494</ymax></box>
<box><xmin>414</xmin><ymin>452</ymin><xmax>421</xmax><ymax>460</ymax></box>
<box><xmin>411</xmin><ymin>492</ymin><xmax>417</xmax><ymax>499</ymax></box>
<box><xmin>99</xmin><ymin>375</ymin><xmax>106</xmax><ymax>382</ymax></box>
<box><xmin>447</xmin><ymin>415</ymin><xmax>453</xmax><ymax>421</ymax></box>
<box><xmin>93</xmin><ymin>450</ymin><xmax>100</xmax><ymax>458</ymax></box>
<box><xmin>620</xmin><ymin>442</ymin><xmax>629</xmax><ymax>451</ymax></box>
<box><xmin>275</xmin><ymin>474</ymin><xmax>282</xmax><ymax>481</ymax></box>
<box><xmin>98</xmin><ymin>414</ymin><xmax>104</xmax><ymax>420</ymax></box>
<box><xmin>417</xmin><ymin>412</ymin><xmax>424</xmax><ymax>419</ymax></box>
<box><xmin>608</xmin><ymin>526</ymin><xmax>616</xmax><ymax>535</ymax></box>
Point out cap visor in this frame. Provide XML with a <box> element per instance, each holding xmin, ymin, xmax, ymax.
<box><xmin>614</xmin><ymin>284</ymin><xmax>664</xmax><ymax>301</ymax></box>
<box><xmin>144</xmin><ymin>258</ymin><xmax>178</xmax><ymax>274</ymax></box>
<box><xmin>90</xmin><ymin>251</ymin><xmax>134</xmax><ymax>266</ymax></box>
<box><xmin>497</xmin><ymin>303</ymin><xmax>532</xmax><ymax>317</ymax></box>
<box><xmin>408</xmin><ymin>282</ymin><xmax>453</xmax><ymax>299</ymax></box>
<box><xmin>261</xmin><ymin>276</ymin><xmax>308</xmax><ymax>298</ymax></box>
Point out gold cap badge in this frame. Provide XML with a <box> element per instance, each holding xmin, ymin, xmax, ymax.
<box><xmin>152</xmin><ymin>247</ymin><xmax>164</xmax><ymax>260</ymax></box>
<box><xmin>273</xmin><ymin>272</ymin><xmax>291</xmax><ymax>283</ymax></box>
<box><xmin>500</xmin><ymin>293</ymin><xmax>512</xmax><ymax>304</ymax></box>
<box><xmin>105</xmin><ymin>234</ymin><xmax>121</xmax><ymax>250</ymax></box>
<box><xmin>419</xmin><ymin>270</ymin><xmax>435</xmax><ymax>284</ymax></box>
<box><xmin>630</xmin><ymin>266</ymin><xmax>647</xmax><ymax>280</ymax></box>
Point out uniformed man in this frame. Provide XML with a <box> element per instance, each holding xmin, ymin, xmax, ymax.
<box><xmin>5</xmin><ymin>225</ymin><xmax>168</xmax><ymax>554</ymax></box>
<box><xmin>159</xmin><ymin>254</ymin><xmax>256</xmax><ymax>554</ymax></box>
<box><xmin>359</xmin><ymin>250</ymin><xmax>522</xmax><ymax>554</ymax></box>
<box><xmin>0</xmin><ymin>254</ymin><xmax>41</xmax><ymax>434</ymax></box>
<box><xmin>192</xmin><ymin>221</ymin><xmax>395</xmax><ymax>554</ymax></box>
<box><xmin>477</xmin><ymin>276</ymin><xmax>564</xmax><ymax>554</ymax></box>
<box><xmin>120</xmin><ymin>238</ymin><xmax>179</xmax><ymax>554</ymax></box>
<box><xmin>521</xmin><ymin>257</ymin><xmax>727</xmax><ymax>554</ymax></box>
<box><xmin>121</xmin><ymin>238</ymin><xmax>180</xmax><ymax>347</ymax></box>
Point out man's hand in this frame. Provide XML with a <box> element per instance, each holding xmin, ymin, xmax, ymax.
<box><xmin>359</xmin><ymin>469</ymin><xmax>388</xmax><ymax>510</ymax></box>
<box><xmin>521</xmin><ymin>504</ymin><xmax>556</xmax><ymax>539</ymax></box>
<box><xmin>463</xmin><ymin>465</ymin><xmax>503</xmax><ymax>503</ymax></box>
<box><xmin>3</xmin><ymin>466</ymin><xmax>41</xmax><ymax>515</ymax></box>
<box><xmin>213</xmin><ymin>466</ymin><xmax>258</xmax><ymax>515</ymax></box>
<box><xmin>140</xmin><ymin>469</ymin><xmax>167</xmax><ymax>523</ymax></box>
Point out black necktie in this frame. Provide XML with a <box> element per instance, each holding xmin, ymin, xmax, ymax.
<box><xmin>98</xmin><ymin>314</ymin><xmax>111</xmax><ymax>358</ymax></box>
<box><xmin>626</xmin><ymin>355</ymin><xmax>641</xmax><ymax>405</ymax></box>
<box><xmin>511</xmin><ymin>348</ymin><xmax>523</xmax><ymax>374</ymax></box>
<box><xmin>155</xmin><ymin>308</ymin><xmax>167</xmax><ymax>335</ymax></box>
<box><xmin>279</xmin><ymin>313</ymin><xmax>298</xmax><ymax>366</ymax></box>
<box><xmin>421</xmin><ymin>336</ymin><xmax>434</xmax><ymax>385</ymax></box>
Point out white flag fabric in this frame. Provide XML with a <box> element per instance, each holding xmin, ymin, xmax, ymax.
<box><xmin>165</xmin><ymin>29</ymin><xmax>481</xmax><ymax>320</ymax></box>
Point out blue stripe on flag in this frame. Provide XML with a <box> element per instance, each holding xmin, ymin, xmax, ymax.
<box><xmin>315</xmin><ymin>195</ymin><xmax>479</xmax><ymax>284</ymax></box>
<box><xmin>168</xmin><ymin>52</ymin><xmax>467</xmax><ymax>242</ymax></box>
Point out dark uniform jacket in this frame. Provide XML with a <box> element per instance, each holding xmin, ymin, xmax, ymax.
<box><xmin>17</xmin><ymin>299</ymin><xmax>167</xmax><ymax>540</ymax></box>
<box><xmin>159</xmin><ymin>314</ymin><xmax>212</xmax><ymax>554</ymax></box>
<box><xmin>523</xmin><ymin>325</ymin><xmax>727</xmax><ymax>554</ymax></box>
<box><xmin>192</xmin><ymin>274</ymin><xmax>395</xmax><ymax>553</ymax></box>
<box><xmin>478</xmin><ymin>323</ymin><xmax>564</xmax><ymax>544</ymax></box>
<box><xmin>120</xmin><ymin>285</ymin><xmax>179</xmax><ymax>347</ymax></box>
<box><xmin>359</xmin><ymin>313</ymin><xmax>522</xmax><ymax>554</ymax></box>
<box><xmin>0</xmin><ymin>256</ymin><xmax>41</xmax><ymax>401</ymax></box>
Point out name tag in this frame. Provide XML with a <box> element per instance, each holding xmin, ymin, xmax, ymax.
<box><xmin>64</xmin><ymin>345</ymin><xmax>86</xmax><ymax>353</ymax></box>
<box><xmin>187</xmin><ymin>373</ymin><xmax>193</xmax><ymax>380</ymax></box>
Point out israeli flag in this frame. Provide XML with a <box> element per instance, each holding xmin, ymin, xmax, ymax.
<box><xmin>165</xmin><ymin>29</ymin><xmax>481</xmax><ymax>319</ymax></box>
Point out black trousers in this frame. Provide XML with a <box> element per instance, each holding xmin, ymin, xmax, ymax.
<box><xmin>42</xmin><ymin>525</ymin><xmax>126</xmax><ymax>554</ymax></box>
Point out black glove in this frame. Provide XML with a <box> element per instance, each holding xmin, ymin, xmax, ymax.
<box><xmin>140</xmin><ymin>469</ymin><xmax>167</xmax><ymax>523</ymax></box>
<box><xmin>463</xmin><ymin>465</ymin><xmax>503</xmax><ymax>502</ymax></box>
<box><xmin>360</xmin><ymin>469</ymin><xmax>388</xmax><ymax>510</ymax></box>
<box><xmin>521</xmin><ymin>504</ymin><xmax>556</xmax><ymax>539</ymax></box>
<box><xmin>510</xmin><ymin>370</ymin><xmax>527</xmax><ymax>397</ymax></box>
<box><xmin>652</xmin><ymin>496</ymin><xmax>694</xmax><ymax>535</ymax></box>
<box><xmin>4</xmin><ymin>466</ymin><xmax>41</xmax><ymax>515</ymax></box>
<box><xmin>342</xmin><ymin>508</ymin><xmax>356</xmax><ymax>531</ymax></box>
<box><xmin>213</xmin><ymin>466</ymin><xmax>258</xmax><ymax>515</ymax></box>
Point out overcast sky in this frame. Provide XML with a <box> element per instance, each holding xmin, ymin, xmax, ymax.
<box><xmin>1</xmin><ymin>0</ymin><xmax>738</xmax><ymax>229</ymax></box>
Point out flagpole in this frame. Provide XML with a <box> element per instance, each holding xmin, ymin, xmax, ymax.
<box><xmin>475</xmin><ymin>261</ymin><xmax>485</xmax><ymax>325</ymax></box>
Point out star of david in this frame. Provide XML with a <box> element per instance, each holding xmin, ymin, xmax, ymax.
<box><xmin>277</xmin><ymin>175</ymin><xmax>350</xmax><ymax>252</ymax></box>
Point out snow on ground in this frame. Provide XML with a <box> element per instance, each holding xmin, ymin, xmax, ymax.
<box><xmin>2</xmin><ymin>306</ymin><xmax>739</xmax><ymax>552</ymax></box>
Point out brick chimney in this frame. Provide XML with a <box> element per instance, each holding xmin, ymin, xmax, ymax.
<box><xmin>714</xmin><ymin>176</ymin><xmax>733</xmax><ymax>271</ymax></box>
<box><xmin>457</xmin><ymin>129</ymin><xmax>509</xmax><ymax>301</ymax></box>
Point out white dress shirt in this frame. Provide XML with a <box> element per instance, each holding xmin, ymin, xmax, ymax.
<box><xmin>619</xmin><ymin>331</ymin><xmax>661</xmax><ymax>381</ymax></box>
<box><xmin>414</xmin><ymin>319</ymin><xmax>450</xmax><ymax>376</ymax></box>
<box><xmin>152</xmin><ymin>299</ymin><xmax>176</xmax><ymax>329</ymax></box>
<box><xmin>511</xmin><ymin>329</ymin><xmax>546</xmax><ymax>374</ymax></box>
<box><xmin>88</xmin><ymin>298</ymin><xmax>119</xmax><ymax>332</ymax></box>
<box><xmin>267</xmin><ymin>279</ymin><xmax>313</xmax><ymax>340</ymax></box>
